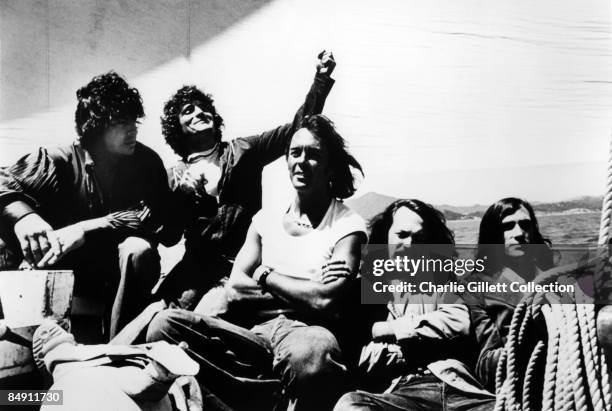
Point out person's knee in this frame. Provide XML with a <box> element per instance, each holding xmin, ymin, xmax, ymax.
<box><xmin>146</xmin><ymin>308</ymin><xmax>183</xmax><ymax>343</ymax></box>
<box><xmin>118</xmin><ymin>236</ymin><xmax>158</xmax><ymax>264</ymax></box>
<box><xmin>333</xmin><ymin>392</ymin><xmax>368</xmax><ymax>411</ymax></box>
<box><xmin>118</xmin><ymin>237</ymin><xmax>160</xmax><ymax>289</ymax></box>
<box><xmin>297</xmin><ymin>326</ymin><xmax>343</xmax><ymax>374</ymax></box>
<box><xmin>276</xmin><ymin>326</ymin><xmax>346</xmax><ymax>386</ymax></box>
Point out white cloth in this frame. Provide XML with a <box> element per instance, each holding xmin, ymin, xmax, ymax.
<box><xmin>252</xmin><ymin>199</ymin><xmax>367</xmax><ymax>280</ymax></box>
<box><xmin>185</xmin><ymin>151</ymin><xmax>222</xmax><ymax>198</ymax></box>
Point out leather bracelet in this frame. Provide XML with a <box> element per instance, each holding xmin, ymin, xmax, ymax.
<box><xmin>257</xmin><ymin>267</ymin><xmax>273</xmax><ymax>293</ymax></box>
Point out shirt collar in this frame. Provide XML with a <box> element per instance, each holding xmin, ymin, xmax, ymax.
<box><xmin>186</xmin><ymin>143</ymin><xmax>220</xmax><ymax>164</ymax></box>
<box><xmin>186</xmin><ymin>152</ymin><xmax>207</xmax><ymax>163</ymax></box>
<box><xmin>74</xmin><ymin>141</ymin><xmax>95</xmax><ymax>169</ymax></box>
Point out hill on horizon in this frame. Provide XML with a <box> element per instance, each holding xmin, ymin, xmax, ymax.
<box><xmin>346</xmin><ymin>192</ymin><xmax>602</xmax><ymax>223</ymax></box>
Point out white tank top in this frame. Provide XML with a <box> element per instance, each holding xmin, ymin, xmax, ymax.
<box><xmin>252</xmin><ymin>198</ymin><xmax>367</xmax><ymax>280</ymax></box>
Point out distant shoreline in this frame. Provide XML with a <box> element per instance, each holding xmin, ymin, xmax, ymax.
<box><xmin>348</xmin><ymin>192</ymin><xmax>604</xmax><ymax>223</ymax></box>
<box><xmin>447</xmin><ymin>209</ymin><xmax>600</xmax><ymax>222</ymax></box>
<box><xmin>535</xmin><ymin>209</ymin><xmax>600</xmax><ymax>217</ymax></box>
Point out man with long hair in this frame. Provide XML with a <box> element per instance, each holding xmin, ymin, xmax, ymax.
<box><xmin>336</xmin><ymin>199</ymin><xmax>494</xmax><ymax>411</ymax></box>
<box><xmin>155</xmin><ymin>51</ymin><xmax>337</xmax><ymax>309</ymax></box>
<box><xmin>476</xmin><ymin>196</ymin><xmax>554</xmax><ymax>281</ymax></box>
<box><xmin>146</xmin><ymin>115</ymin><xmax>366</xmax><ymax>411</ymax></box>
<box><xmin>0</xmin><ymin>71</ymin><xmax>181</xmax><ymax>339</ymax></box>
<box><xmin>470</xmin><ymin>197</ymin><xmax>554</xmax><ymax>391</ymax></box>
<box><xmin>335</xmin><ymin>197</ymin><xmax>554</xmax><ymax>410</ymax></box>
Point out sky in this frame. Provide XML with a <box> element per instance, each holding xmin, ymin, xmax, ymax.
<box><xmin>1</xmin><ymin>0</ymin><xmax>611</xmax><ymax>206</ymax></box>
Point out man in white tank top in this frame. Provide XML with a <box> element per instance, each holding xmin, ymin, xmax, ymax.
<box><xmin>155</xmin><ymin>52</ymin><xmax>337</xmax><ymax>309</ymax></box>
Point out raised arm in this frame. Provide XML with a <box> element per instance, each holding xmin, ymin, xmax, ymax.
<box><xmin>245</xmin><ymin>51</ymin><xmax>336</xmax><ymax>165</ymax></box>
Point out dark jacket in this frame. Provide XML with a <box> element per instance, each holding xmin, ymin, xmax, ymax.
<box><xmin>169</xmin><ymin>73</ymin><xmax>335</xmax><ymax>261</ymax></box>
<box><xmin>0</xmin><ymin>142</ymin><xmax>181</xmax><ymax>248</ymax></box>
<box><xmin>468</xmin><ymin>286</ymin><xmax>518</xmax><ymax>392</ymax></box>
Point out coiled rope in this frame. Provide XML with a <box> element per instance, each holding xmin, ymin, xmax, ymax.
<box><xmin>495</xmin><ymin>296</ymin><xmax>611</xmax><ymax>410</ymax></box>
<box><xmin>494</xmin><ymin>132</ymin><xmax>612</xmax><ymax>410</ymax></box>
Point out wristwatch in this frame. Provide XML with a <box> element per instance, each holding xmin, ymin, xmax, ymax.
<box><xmin>257</xmin><ymin>266</ymin><xmax>273</xmax><ymax>293</ymax></box>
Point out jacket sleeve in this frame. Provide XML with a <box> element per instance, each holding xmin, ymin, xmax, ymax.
<box><xmin>470</xmin><ymin>303</ymin><xmax>507</xmax><ymax>392</ymax></box>
<box><xmin>0</xmin><ymin>148</ymin><xmax>61</xmax><ymax>226</ymax></box>
<box><xmin>387</xmin><ymin>303</ymin><xmax>470</xmax><ymax>368</ymax></box>
<box><xmin>389</xmin><ymin>304</ymin><xmax>470</xmax><ymax>342</ymax></box>
<box><xmin>101</xmin><ymin>150</ymin><xmax>184</xmax><ymax>245</ymax></box>
<box><xmin>242</xmin><ymin>73</ymin><xmax>335</xmax><ymax>165</ymax></box>
<box><xmin>139</xmin><ymin>155</ymin><xmax>185</xmax><ymax>247</ymax></box>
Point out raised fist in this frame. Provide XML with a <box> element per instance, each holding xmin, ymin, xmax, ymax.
<box><xmin>316</xmin><ymin>50</ymin><xmax>336</xmax><ymax>76</ymax></box>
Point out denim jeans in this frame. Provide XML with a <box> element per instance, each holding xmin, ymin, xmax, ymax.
<box><xmin>334</xmin><ymin>374</ymin><xmax>495</xmax><ymax>411</ymax></box>
<box><xmin>146</xmin><ymin>309</ymin><xmax>347</xmax><ymax>411</ymax></box>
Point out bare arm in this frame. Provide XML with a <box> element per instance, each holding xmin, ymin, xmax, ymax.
<box><xmin>225</xmin><ymin>224</ymin><xmax>277</xmax><ymax>308</ymax></box>
<box><xmin>257</xmin><ymin>232</ymin><xmax>365</xmax><ymax>321</ymax></box>
<box><xmin>226</xmin><ymin>224</ymin><xmax>262</xmax><ymax>293</ymax></box>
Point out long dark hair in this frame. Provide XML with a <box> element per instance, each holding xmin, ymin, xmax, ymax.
<box><xmin>369</xmin><ymin>199</ymin><xmax>455</xmax><ymax>245</ymax></box>
<box><xmin>476</xmin><ymin>197</ymin><xmax>554</xmax><ymax>271</ymax></box>
<box><xmin>288</xmin><ymin>115</ymin><xmax>363</xmax><ymax>199</ymax></box>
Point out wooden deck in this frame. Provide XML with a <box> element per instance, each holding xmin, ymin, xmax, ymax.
<box><xmin>0</xmin><ymin>270</ymin><xmax>74</xmax><ymax>379</ymax></box>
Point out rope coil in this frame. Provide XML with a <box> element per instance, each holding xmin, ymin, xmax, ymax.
<box><xmin>495</xmin><ymin>299</ymin><xmax>609</xmax><ymax>411</ymax></box>
<box><xmin>493</xmin><ymin>131</ymin><xmax>612</xmax><ymax>410</ymax></box>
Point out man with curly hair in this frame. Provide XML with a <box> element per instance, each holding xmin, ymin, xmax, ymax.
<box><xmin>0</xmin><ymin>71</ymin><xmax>182</xmax><ymax>340</ymax></box>
<box><xmin>156</xmin><ymin>51</ymin><xmax>337</xmax><ymax>309</ymax></box>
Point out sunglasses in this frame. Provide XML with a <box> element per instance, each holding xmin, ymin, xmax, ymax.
<box><xmin>501</xmin><ymin>219</ymin><xmax>533</xmax><ymax>232</ymax></box>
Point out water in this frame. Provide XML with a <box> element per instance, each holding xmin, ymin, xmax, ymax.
<box><xmin>448</xmin><ymin>212</ymin><xmax>601</xmax><ymax>245</ymax></box>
